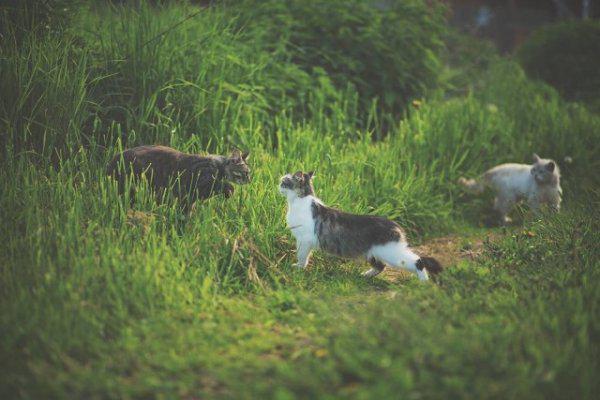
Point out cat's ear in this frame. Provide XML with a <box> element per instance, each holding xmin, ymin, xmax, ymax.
<box><xmin>306</xmin><ymin>171</ymin><xmax>315</xmax><ymax>180</ymax></box>
<box><xmin>546</xmin><ymin>161</ymin><xmax>555</xmax><ymax>172</ymax></box>
<box><xmin>230</xmin><ymin>149</ymin><xmax>242</xmax><ymax>160</ymax></box>
<box><xmin>293</xmin><ymin>171</ymin><xmax>304</xmax><ymax>180</ymax></box>
<box><xmin>241</xmin><ymin>151</ymin><xmax>250</xmax><ymax>161</ymax></box>
<box><xmin>532</xmin><ymin>153</ymin><xmax>541</xmax><ymax>163</ymax></box>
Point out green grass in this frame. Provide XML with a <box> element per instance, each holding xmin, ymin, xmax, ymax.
<box><xmin>1</xmin><ymin>1</ymin><xmax>599</xmax><ymax>398</ymax></box>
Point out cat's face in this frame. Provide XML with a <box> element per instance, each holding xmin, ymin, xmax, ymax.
<box><xmin>531</xmin><ymin>153</ymin><xmax>558</xmax><ymax>184</ymax></box>
<box><xmin>279</xmin><ymin>171</ymin><xmax>315</xmax><ymax>198</ymax></box>
<box><xmin>224</xmin><ymin>150</ymin><xmax>251</xmax><ymax>184</ymax></box>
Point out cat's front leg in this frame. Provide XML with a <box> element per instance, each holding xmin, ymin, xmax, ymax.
<box><xmin>362</xmin><ymin>258</ymin><xmax>385</xmax><ymax>277</ymax></box>
<box><xmin>547</xmin><ymin>192</ymin><xmax>561</xmax><ymax>213</ymax></box>
<box><xmin>494</xmin><ymin>195</ymin><xmax>514</xmax><ymax>225</ymax></box>
<box><xmin>209</xmin><ymin>181</ymin><xmax>234</xmax><ymax>198</ymax></box>
<box><xmin>294</xmin><ymin>241</ymin><xmax>313</xmax><ymax>269</ymax></box>
<box><xmin>219</xmin><ymin>182</ymin><xmax>235</xmax><ymax>198</ymax></box>
<box><xmin>527</xmin><ymin>193</ymin><xmax>550</xmax><ymax>216</ymax></box>
<box><xmin>532</xmin><ymin>198</ymin><xmax>560</xmax><ymax>214</ymax></box>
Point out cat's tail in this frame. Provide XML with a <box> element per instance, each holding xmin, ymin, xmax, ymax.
<box><xmin>106</xmin><ymin>155</ymin><xmax>118</xmax><ymax>177</ymax></box>
<box><xmin>416</xmin><ymin>256</ymin><xmax>443</xmax><ymax>276</ymax></box>
<box><xmin>369</xmin><ymin>242</ymin><xmax>442</xmax><ymax>281</ymax></box>
<box><xmin>458</xmin><ymin>176</ymin><xmax>485</xmax><ymax>195</ymax></box>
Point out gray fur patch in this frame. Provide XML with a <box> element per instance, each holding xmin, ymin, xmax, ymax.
<box><xmin>280</xmin><ymin>171</ymin><xmax>315</xmax><ymax>198</ymax></box>
<box><xmin>369</xmin><ymin>258</ymin><xmax>386</xmax><ymax>273</ymax></box>
<box><xmin>311</xmin><ymin>201</ymin><xmax>404</xmax><ymax>258</ymax></box>
<box><xmin>106</xmin><ymin>145</ymin><xmax>250</xmax><ymax>208</ymax></box>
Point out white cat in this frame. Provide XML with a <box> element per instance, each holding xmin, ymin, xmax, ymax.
<box><xmin>459</xmin><ymin>154</ymin><xmax>562</xmax><ymax>224</ymax></box>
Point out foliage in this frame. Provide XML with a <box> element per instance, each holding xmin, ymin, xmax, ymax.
<box><xmin>0</xmin><ymin>0</ymin><xmax>447</xmax><ymax>157</ymax></box>
<box><xmin>1</xmin><ymin>155</ymin><xmax>598</xmax><ymax>397</ymax></box>
<box><xmin>517</xmin><ymin>20</ymin><xmax>600</xmax><ymax>110</ymax></box>
<box><xmin>1</xmin><ymin>1</ymin><xmax>599</xmax><ymax>398</ymax></box>
<box><xmin>0</xmin><ymin>0</ymin><xmax>75</xmax><ymax>39</ymax></box>
<box><xmin>234</xmin><ymin>0</ymin><xmax>447</xmax><ymax>117</ymax></box>
<box><xmin>0</xmin><ymin>1</ymin><xmax>356</xmax><ymax>157</ymax></box>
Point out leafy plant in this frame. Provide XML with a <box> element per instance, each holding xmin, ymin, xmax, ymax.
<box><xmin>517</xmin><ymin>20</ymin><xmax>600</xmax><ymax>110</ymax></box>
<box><xmin>234</xmin><ymin>0</ymin><xmax>447</xmax><ymax>118</ymax></box>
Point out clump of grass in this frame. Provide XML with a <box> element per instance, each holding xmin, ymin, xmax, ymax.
<box><xmin>1</xmin><ymin>1</ymin><xmax>599</xmax><ymax>398</ymax></box>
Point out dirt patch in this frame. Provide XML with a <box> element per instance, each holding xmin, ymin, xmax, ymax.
<box><xmin>382</xmin><ymin>232</ymin><xmax>500</xmax><ymax>282</ymax></box>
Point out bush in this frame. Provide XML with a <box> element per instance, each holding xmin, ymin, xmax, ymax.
<box><xmin>517</xmin><ymin>20</ymin><xmax>600</xmax><ymax>109</ymax></box>
<box><xmin>0</xmin><ymin>0</ymin><xmax>74</xmax><ymax>39</ymax></box>
<box><xmin>0</xmin><ymin>1</ymin><xmax>351</xmax><ymax>156</ymax></box>
<box><xmin>0</xmin><ymin>0</ymin><xmax>448</xmax><ymax>155</ymax></box>
<box><xmin>234</xmin><ymin>0</ymin><xmax>446</xmax><ymax>117</ymax></box>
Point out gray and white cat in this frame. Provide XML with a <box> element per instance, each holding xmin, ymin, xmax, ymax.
<box><xmin>459</xmin><ymin>153</ymin><xmax>562</xmax><ymax>224</ymax></box>
<box><xmin>279</xmin><ymin>171</ymin><xmax>442</xmax><ymax>280</ymax></box>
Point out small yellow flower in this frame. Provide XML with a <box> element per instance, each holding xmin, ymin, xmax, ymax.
<box><xmin>315</xmin><ymin>348</ymin><xmax>329</xmax><ymax>358</ymax></box>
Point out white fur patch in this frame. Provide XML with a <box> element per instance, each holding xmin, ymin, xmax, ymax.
<box><xmin>485</xmin><ymin>163</ymin><xmax>562</xmax><ymax>216</ymax></box>
<box><xmin>367</xmin><ymin>241</ymin><xmax>420</xmax><ymax>273</ymax></box>
<box><xmin>486</xmin><ymin>164</ymin><xmax>534</xmax><ymax>198</ymax></box>
<box><xmin>284</xmin><ymin>192</ymin><xmax>318</xmax><ymax>248</ymax></box>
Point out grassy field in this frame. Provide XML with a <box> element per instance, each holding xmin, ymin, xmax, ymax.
<box><xmin>1</xmin><ymin>1</ymin><xmax>599</xmax><ymax>398</ymax></box>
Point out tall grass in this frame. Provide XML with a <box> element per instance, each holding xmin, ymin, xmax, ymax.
<box><xmin>1</xmin><ymin>1</ymin><xmax>599</xmax><ymax>398</ymax></box>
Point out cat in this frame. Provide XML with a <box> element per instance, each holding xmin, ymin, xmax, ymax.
<box><xmin>458</xmin><ymin>153</ymin><xmax>562</xmax><ymax>225</ymax></box>
<box><xmin>107</xmin><ymin>145</ymin><xmax>250</xmax><ymax>210</ymax></box>
<box><xmin>279</xmin><ymin>171</ymin><xmax>442</xmax><ymax>281</ymax></box>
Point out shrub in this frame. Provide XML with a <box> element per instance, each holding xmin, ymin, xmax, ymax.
<box><xmin>517</xmin><ymin>20</ymin><xmax>600</xmax><ymax>108</ymax></box>
<box><xmin>234</xmin><ymin>0</ymin><xmax>447</xmax><ymax>117</ymax></box>
<box><xmin>0</xmin><ymin>0</ymin><xmax>74</xmax><ymax>39</ymax></box>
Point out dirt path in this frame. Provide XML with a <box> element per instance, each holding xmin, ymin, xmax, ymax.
<box><xmin>382</xmin><ymin>232</ymin><xmax>500</xmax><ymax>282</ymax></box>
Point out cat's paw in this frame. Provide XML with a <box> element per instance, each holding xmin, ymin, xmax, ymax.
<box><xmin>362</xmin><ymin>268</ymin><xmax>381</xmax><ymax>278</ymax></box>
<box><xmin>223</xmin><ymin>184</ymin><xmax>235</xmax><ymax>198</ymax></box>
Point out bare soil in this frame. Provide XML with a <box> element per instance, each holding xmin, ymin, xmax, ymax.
<box><xmin>382</xmin><ymin>232</ymin><xmax>500</xmax><ymax>282</ymax></box>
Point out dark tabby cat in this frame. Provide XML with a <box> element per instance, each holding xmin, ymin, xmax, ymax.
<box><xmin>279</xmin><ymin>171</ymin><xmax>442</xmax><ymax>280</ymax></box>
<box><xmin>107</xmin><ymin>145</ymin><xmax>250</xmax><ymax>209</ymax></box>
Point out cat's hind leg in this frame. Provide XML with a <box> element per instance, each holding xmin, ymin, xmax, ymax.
<box><xmin>493</xmin><ymin>195</ymin><xmax>514</xmax><ymax>225</ymax></box>
<box><xmin>529</xmin><ymin>193</ymin><xmax>561</xmax><ymax>215</ymax></box>
<box><xmin>362</xmin><ymin>258</ymin><xmax>386</xmax><ymax>278</ymax></box>
<box><xmin>368</xmin><ymin>241</ymin><xmax>426</xmax><ymax>281</ymax></box>
<box><xmin>294</xmin><ymin>241</ymin><xmax>313</xmax><ymax>269</ymax></box>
